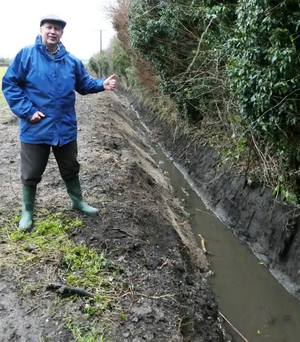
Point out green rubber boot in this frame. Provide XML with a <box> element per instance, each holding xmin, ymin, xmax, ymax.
<box><xmin>19</xmin><ymin>184</ymin><xmax>36</xmax><ymax>231</ymax></box>
<box><xmin>65</xmin><ymin>176</ymin><xmax>99</xmax><ymax>215</ymax></box>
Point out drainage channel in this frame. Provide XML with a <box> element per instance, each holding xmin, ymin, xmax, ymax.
<box><xmin>151</xmin><ymin>145</ymin><xmax>300</xmax><ymax>341</ymax></box>
<box><xmin>130</xmin><ymin>108</ymin><xmax>300</xmax><ymax>341</ymax></box>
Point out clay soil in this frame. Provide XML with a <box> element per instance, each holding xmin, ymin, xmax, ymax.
<box><xmin>0</xmin><ymin>92</ymin><xmax>226</xmax><ymax>341</ymax></box>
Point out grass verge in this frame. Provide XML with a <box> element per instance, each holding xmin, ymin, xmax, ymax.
<box><xmin>0</xmin><ymin>211</ymin><xmax>126</xmax><ymax>341</ymax></box>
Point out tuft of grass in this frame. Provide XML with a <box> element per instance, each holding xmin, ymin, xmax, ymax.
<box><xmin>67</xmin><ymin>321</ymin><xmax>106</xmax><ymax>342</ymax></box>
<box><xmin>0</xmin><ymin>212</ymin><xmax>126</xmax><ymax>340</ymax></box>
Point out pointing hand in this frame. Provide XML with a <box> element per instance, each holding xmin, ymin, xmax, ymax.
<box><xmin>103</xmin><ymin>74</ymin><xmax>117</xmax><ymax>91</ymax></box>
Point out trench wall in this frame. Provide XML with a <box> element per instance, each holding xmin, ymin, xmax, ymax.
<box><xmin>131</xmin><ymin>99</ymin><xmax>300</xmax><ymax>300</ymax></box>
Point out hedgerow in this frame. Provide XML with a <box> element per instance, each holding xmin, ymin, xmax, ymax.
<box><xmin>110</xmin><ymin>0</ymin><xmax>300</xmax><ymax>202</ymax></box>
<box><xmin>129</xmin><ymin>1</ymin><xmax>223</xmax><ymax>121</ymax></box>
<box><xmin>227</xmin><ymin>0</ymin><xmax>300</xmax><ymax>199</ymax></box>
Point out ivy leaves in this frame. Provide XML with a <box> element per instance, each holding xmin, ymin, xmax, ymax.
<box><xmin>227</xmin><ymin>0</ymin><xmax>300</xmax><ymax>156</ymax></box>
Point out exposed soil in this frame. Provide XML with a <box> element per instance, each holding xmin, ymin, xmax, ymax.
<box><xmin>0</xmin><ymin>92</ymin><xmax>226</xmax><ymax>341</ymax></box>
<box><xmin>130</xmin><ymin>97</ymin><xmax>300</xmax><ymax>301</ymax></box>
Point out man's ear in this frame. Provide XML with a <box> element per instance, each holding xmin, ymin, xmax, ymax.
<box><xmin>40</xmin><ymin>27</ymin><xmax>42</xmax><ymax>34</ymax></box>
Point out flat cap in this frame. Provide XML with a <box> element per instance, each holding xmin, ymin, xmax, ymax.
<box><xmin>40</xmin><ymin>14</ymin><xmax>67</xmax><ymax>28</ymax></box>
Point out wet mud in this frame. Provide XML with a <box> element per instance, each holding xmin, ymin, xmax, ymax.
<box><xmin>0</xmin><ymin>92</ymin><xmax>225</xmax><ymax>341</ymax></box>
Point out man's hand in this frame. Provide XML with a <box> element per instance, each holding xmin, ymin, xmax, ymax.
<box><xmin>30</xmin><ymin>111</ymin><xmax>45</xmax><ymax>123</ymax></box>
<box><xmin>103</xmin><ymin>74</ymin><xmax>116</xmax><ymax>91</ymax></box>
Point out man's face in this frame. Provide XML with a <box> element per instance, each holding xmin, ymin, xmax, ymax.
<box><xmin>40</xmin><ymin>21</ymin><xmax>63</xmax><ymax>48</ymax></box>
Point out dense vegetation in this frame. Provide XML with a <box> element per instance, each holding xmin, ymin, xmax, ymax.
<box><xmin>107</xmin><ymin>0</ymin><xmax>300</xmax><ymax>202</ymax></box>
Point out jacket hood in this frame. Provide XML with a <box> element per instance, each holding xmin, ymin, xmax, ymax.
<box><xmin>35</xmin><ymin>35</ymin><xmax>68</xmax><ymax>60</ymax></box>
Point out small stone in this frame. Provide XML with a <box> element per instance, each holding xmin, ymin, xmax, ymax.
<box><xmin>24</xmin><ymin>244</ymin><xmax>38</xmax><ymax>253</ymax></box>
<box><xmin>123</xmin><ymin>332</ymin><xmax>130</xmax><ymax>338</ymax></box>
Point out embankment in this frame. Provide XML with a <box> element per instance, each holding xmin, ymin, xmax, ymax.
<box><xmin>130</xmin><ymin>96</ymin><xmax>300</xmax><ymax>300</ymax></box>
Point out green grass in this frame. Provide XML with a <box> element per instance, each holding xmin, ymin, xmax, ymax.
<box><xmin>0</xmin><ymin>67</ymin><xmax>7</xmax><ymax>106</ymax></box>
<box><xmin>67</xmin><ymin>323</ymin><xmax>106</xmax><ymax>342</ymax></box>
<box><xmin>0</xmin><ymin>66</ymin><xmax>6</xmax><ymax>79</ymax></box>
<box><xmin>0</xmin><ymin>212</ymin><xmax>126</xmax><ymax>341</ymax></box>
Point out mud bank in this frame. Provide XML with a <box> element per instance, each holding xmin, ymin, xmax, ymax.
<box><xmin>0</xmin><ymin>92</ymin><xmax>226</xmax><ymax>341</ymax></box>
<box><xmin>130</xmin><ymin>96</ymin><xmax>300</xmax><ymax>300</ymax></box>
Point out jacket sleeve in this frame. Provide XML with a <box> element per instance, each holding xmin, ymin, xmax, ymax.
<box><xmin>75</xmin><ymin>59</ymin><xmax>105</xmax><ymax>95</ymax></box>
<box><xmin>2</xmin><ymin>50</ymin><xmax>38</xmax><ymax>121</ymax></box>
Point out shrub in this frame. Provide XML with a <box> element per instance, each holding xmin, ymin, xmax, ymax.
<box><xmin>99</xmin><ymin>52</ymin><xmax>110</xmax><ymax>78</ymax></box>
<box><xmin>129</xmin><ymin>0</ymin><xmax>237</xmax><ymax>122</ymax></box>
<box><xmin>227</xmin><ymin>0</ymin><xmax>300</xmax><ymax>181</ymax></box>
<box><xmin>88</xmin><ymin>57</ymin><xmax>100</xmax><ymax>77</ymax></box>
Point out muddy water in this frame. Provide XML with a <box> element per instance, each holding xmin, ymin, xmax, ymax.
<box><xmin>149</xmin><ymin>145</ymin><xmax>300</xmax><ymax>342</ymax></box>
<box><xmin>130</xmin><ymin>103</ymin><xmax>300</xmax><ymax>342</ymax></box>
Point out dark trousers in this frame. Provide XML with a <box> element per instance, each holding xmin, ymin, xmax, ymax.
<box><xmin>21</xmin><ymin>141</ymin><xmax>80</xmax><ymax>186</ymax></box>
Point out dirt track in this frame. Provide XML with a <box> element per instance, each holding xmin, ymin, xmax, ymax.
<box><xmin>0</xmin><ymin>92</ymin><xmax>226</xmax><ymax>341</ymax></box>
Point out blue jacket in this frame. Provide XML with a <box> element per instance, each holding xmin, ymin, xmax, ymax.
<box><xmin>2</xmin><ymin>36</ymin><xmax>104</xmax><ymax>146</ymax></box>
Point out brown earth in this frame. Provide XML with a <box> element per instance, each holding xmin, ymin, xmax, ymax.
<box><xmin>0</xmin><ymin>92</ymin><xmax>227</xmax><ymax>341</ymax></box>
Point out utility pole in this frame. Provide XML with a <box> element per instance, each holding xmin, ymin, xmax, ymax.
<box><xmin>100</xmin><ymin>30</ymin><xmax>103</xmax><ymax>53</ymax></box>
<box><xmin>96</xmin><ymin>30</ymin><xmax>106</xmax><ymax>78</ymax></box>
<box><xmin>96</xmin><ymin>30</ymin><xmax>106</xmax><ymax>54</ymax></box>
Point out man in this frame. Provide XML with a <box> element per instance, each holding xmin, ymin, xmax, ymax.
<box><xmin>2</xmin><ymin>14</ymin><xmax>117</xmax><ymax>231</ymax></box>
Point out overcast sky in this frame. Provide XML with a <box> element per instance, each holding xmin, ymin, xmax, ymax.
<box><xmin>0</xmin><ymin>0</ymin><xmax>116</xmax><ymax>61</ymax></box>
